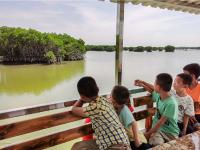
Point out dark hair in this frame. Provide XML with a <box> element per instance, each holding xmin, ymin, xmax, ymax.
<box><xmin>112</xmin><ymin>85</ymin><xmax>130</xmax><ymax>105</ymax></box>
<box><xmin>177</xmin><ymin>73</ymin><xmax>192</xmax><ymax>86</ymax></box>
<box><xmin>183</xmin><ymin>63</ymin><xmax>200</xmax><ymax>79</ymax></box>
<box><xmin>77</xmin><ymin>76</ymin><xmax>99</xmax><ymax>98</ymax></box>
<box><xmin>156</xmin><ymin>73</ymin><xmax>173</xmax><ymax>92</ymax></box>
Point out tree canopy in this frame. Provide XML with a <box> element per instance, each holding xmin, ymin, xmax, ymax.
<box><xmin>0</xmin><ymin>26</ymin><xmax>86</xmax><ymax>64</ymax></box>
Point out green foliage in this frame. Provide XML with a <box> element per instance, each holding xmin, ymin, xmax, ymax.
<box><xmin>0</xmin><ymin>26</ymin><xmax>86</xmax><ymax>63</ymax></box>
<box><xmin>135</xmin><ymin>46</ymin><xmax>144</xmax><ymax>52</ymax></box>
<box><xmin>158</xmin><ymin>47</ymin><xmax>164</xmax><ymax>51</ymax></box>
<box><xmin>164</xmin><ymin>45</ymin><xmax>175</xmax><ymax>52</ymax></box>
<box><xmin>60</xmin><ymin>49</ymin><xmax>66</xmax><ymax>59</ymax></box>
<box><xmin>144</xmin><ymin>46</ymin><xmax>152</xmax><ymax>52</ymax></box>
<box><xmin>127</xmin><ymin>47</ymin><xmax>135</xmax><ymax>51</ymax></box>
<box><xmin>86</xmin><ymin>45</ymin><xmax>115</xmax><ymax>52</ymax></box>
<box><xmin>45</xmin><ymin>51</ymin><xmax>56</xmax><ymax>64</ymax></box>
<box><xmin>85</xmin><ymin>45</ymin><xmax>176</xmax><ymax>53</ymax></box>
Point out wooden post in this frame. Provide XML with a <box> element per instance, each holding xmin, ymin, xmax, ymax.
<box><xmin>115</xmin><ymin>1</ymin><xmax>124</xmax><ymax>85</ymax></box>
<box><xmin>145</xmin><ymin>102</ymin><xmax>154</xmax><ymax>131</ymax></box>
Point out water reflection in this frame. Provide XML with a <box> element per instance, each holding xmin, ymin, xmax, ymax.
<box><xmin>0</xmin><ymin>61</ymin><xmax>84</xmax><ymax>94</ymax></box>
<box><xmin>0</xmin><ymin>61</ymin><xmax>84</xmax><ymax>110</ymax></box>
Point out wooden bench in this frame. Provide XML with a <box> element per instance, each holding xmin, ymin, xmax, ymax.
<box><xmin>0</xmin><ymin>88</ymin><xmax>155</xmax><ymax>150</ymax></box>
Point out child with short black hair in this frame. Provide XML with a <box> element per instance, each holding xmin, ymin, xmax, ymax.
<box><xmin>110</xmin><ymin>85</ymin><xmax>151</xmax><ymax>150</ymax></box>
<box><xmin>172</xmin><ymin>73</ymin><xmax>195</xmax><ymax>136</ymax></box>
<box><xmin>135</xmin><ymin>73</ymin><xmax>179</xmax><ymax>146</ymax></box>
<box><xmin>183</xmin><ymin>63</ymin><xmax>200</xmax><ymax>122</ymax></box>
<box><xmin>72</xmin><ymin>76</ymin><xmax>131</xmax><ymax>150</ymax></box>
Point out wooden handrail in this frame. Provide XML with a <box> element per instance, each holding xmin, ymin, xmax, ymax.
<box><xmin>0</xmin><ymin>88</ymin><xmax>145</xmax><ymax>120</ymax></box>
<box><xmin>0</xmin><ymin>108</ymin><xmax>155</xmax><ymax>140</ymax></box>
<box><xmin>0</xmin><ymin>109</ymin><xmax>155</xmax><ymax>150</ymax></box>
<box><xmin>0</xmin><ymin>88</ymin><xmax>150</xmax><ymax>150</ymax></box>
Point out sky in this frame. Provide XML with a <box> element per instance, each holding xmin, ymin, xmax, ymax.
<box><xmin>0</xmin><ymin>0</ymin><xmax>200</xmax><ymax>46</ymax></box>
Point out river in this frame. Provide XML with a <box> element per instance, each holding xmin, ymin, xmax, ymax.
<box><xmin>0</xmin><ymin>50</ymin><xmax>200</xmax><ymax>149</ymax></box>
<box><xmin>0</xmin><ymin>50</ymin><xmax>200</xmax><ymax>111</ymax></box>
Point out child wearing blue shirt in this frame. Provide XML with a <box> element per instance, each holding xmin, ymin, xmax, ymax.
<box><xmin>110</xmin><ymin>85</ymin><xmax>151</xmax><ymax>150</ymax></box>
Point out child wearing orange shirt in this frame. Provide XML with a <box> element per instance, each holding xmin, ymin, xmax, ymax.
<box><xmin>183</xmin><ymin>63</ymin><xmax>200</xmax><ymax>122</ymax></box>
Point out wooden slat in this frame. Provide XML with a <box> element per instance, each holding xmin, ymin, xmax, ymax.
<box><xmin>0</xmin><ymin>100</ymin><xmax>77</xmax><ymax>120</ymax></box>
<box><xmin>0</xmin><ymin>110</ymin><xmax>83</xmax><ymax>140</ymax></box>
<box><xmin>1</xmin><ymin>124</ymin><xmax>94</xmax><ymax>150</ymax></box>
<box><xmin>133</xmin><ymin>95</ymin><xmax>153</xmax><ymax>107</ymax></box>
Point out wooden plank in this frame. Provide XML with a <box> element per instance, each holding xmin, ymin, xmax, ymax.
<box><xmin>133</xmin><ymin>95</ymin><xmax>153</xmax><ymax>107</ymax></box>
<box><xmin>1</xmin><ymin>124</ymin><xmax>94</xmax><ymax>150</ymax></box>
<box><xmin>0</xmin><ymin>100</ymin><xmax>77</xmax><ymax>120</ymax></box>
<box><xmin>0</xmin><ymin>110</ymin><xmax>83</xmax><ymax>140</ymax></box>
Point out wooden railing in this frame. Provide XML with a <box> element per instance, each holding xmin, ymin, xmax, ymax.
<box><xmin>0</xmin><ymin>88</ymin><xmax>155</xmax><ymax>150</ymax></box>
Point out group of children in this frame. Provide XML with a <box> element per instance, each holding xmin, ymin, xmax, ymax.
<box><xmin>71</xmin><ymin>63</ymin><xmax>200</xmax><ymax>150</ymax></box>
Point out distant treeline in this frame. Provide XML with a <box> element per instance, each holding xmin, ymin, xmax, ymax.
<box><xmin>0</xmin><ymin>26</ymin><xmax>86</xmax><ymax>64</ymax></box>
<box><xmin>176</xmin><ymin>47</ymin><xmax>200</xmax><ymax>50</ymax></box>
<box><xmin>86</xmin><ymin>45</ymin><xmax>175</xmax><ymax>52</ymax></box>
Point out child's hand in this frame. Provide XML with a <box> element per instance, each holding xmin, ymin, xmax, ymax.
<box><xmin>193</xmin><ymin>122</ymin><xmax>200</xmax><ymax>131</ymax></box>
<box><xmin>73</xmin><ymin>99</ymin><xmax>85</xmax><ymax>107</ymax></box>
<box><xmin>180</xmin><ymin>130</ymin><xmax>186</xmax><ymax>136</ymax></box>
<box><xmin>189</xmin><ymin>116</ymin><xmax>198</xmax><ymax>124</ymax></box>
<box><xmin>195</xmin><ymin>126</ymin><xmax>200</xmax><ymax>131</ymax></box>
<box><xmin>134</xmin><ymin>79</ymin><xmax>144</xmax><ymax>87</ymax></box>
<box><xmin>107</xmin><ymin>95</ymin><xmax>111</xmax><ymax>102</ymax></box>
<box><xmin>144</xmin><ymin>132</ymin><xmax>151</xmax><ymax>140</ymax></box>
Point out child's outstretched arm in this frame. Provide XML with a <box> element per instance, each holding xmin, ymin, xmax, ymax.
<box><xmin>134</xmin><ymin>80</ymin><xmax>154</xmax><ymax>93</ymax></box>
<box><xmin>72</xmin><ymin>99</ymin><xmax>87</xmax><ymax>117</ymax></box>
<box><xmin>132</xmin><ymin>122</ymin><xmax>142</xmax><ymax>147</ymax></box>
<box><xmin>182</xmin><ymin>114</ymin><xmax>190</xmax><ymax>136</ymax></box>
<box><xmin>144</xmin><ymin>116</ymin><xmax>167</xmax><ymax>140</ymax></box>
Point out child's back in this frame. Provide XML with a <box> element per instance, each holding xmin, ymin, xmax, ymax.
<box><xmin>111</xmin><ymin>85</ymin><xmax>151</xmax><ymax>150</ymax></box>
<box><xmin>72</xmin><ymin>76</ymin><xmax>130</xmax><ymax>150</ymax></box>
<box><xmin>118</xmin><ymin>105</ymin><xmax>147</xmax><ymax>144</ymax></box>
<box><xmin>84</xmin><ymin>96</ymin><xmax>130</xmax><ymax>150</ymax></box>
<box><xmin>151</xmin><ymin>91</ymin><xmax>179</xmax><ymax>136</ymax></box>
